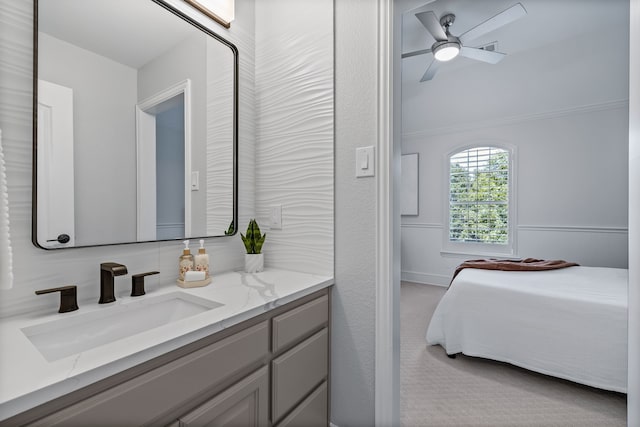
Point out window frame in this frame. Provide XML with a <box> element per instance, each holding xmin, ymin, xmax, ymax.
<box><xmin>442</xmin><ymin>143</ymin><xmax>517</xmax><ymax>257</ymax></box>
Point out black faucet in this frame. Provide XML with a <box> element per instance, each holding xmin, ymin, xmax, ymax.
<box><xmin>99</xmin><ymin>262</ymin><xmax>128</xmax><ymax>304</ymax></box>
<box><xmin>35</xmin><ymin>285</ymin><xmax>79</xmax><ymax>313</ymax></box>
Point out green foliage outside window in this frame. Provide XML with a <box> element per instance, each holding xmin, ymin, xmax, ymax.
<box><xmin>449</xmin><ymin>148</ymin><xmax>509</xmax><ymax>244</ymax></box>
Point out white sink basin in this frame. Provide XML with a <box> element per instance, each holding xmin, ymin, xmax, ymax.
<box><xmin>22</xmin><ymin>292</ymin><xmax>223</xmax><ymax>362</ymax></box>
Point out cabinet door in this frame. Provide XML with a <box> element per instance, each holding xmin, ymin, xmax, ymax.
<box><xmin>276</xmin><ymin>382</ymin><xmax>327</xmax><ymax>427</ymax></box>
<box><xmin>179</xmin><ymin>366</ymin><xmax>269</xmax><ymax>427</ymax></box>
<box><xmin>272</xmin><ymin>328</ymin><xmax>328</xmax><ymax>422</ymax></box>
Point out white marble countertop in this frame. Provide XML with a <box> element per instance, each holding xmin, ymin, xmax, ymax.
<box><xmin>0</xmin><ymin>269</ymin><xmax>333</xmax><ymax>421</ymax></box>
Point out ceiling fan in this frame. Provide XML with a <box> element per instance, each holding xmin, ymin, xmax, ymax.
<box><xmin>403</xmin><ymin>3</ymin><xmax>527</xmax><ymax>82</ymax></box>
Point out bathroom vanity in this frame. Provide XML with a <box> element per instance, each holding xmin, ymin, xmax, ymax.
<box><xmin>0</xmin><ymin>270</ymin><xmax>333</xmax><ymax>426</ymax></box>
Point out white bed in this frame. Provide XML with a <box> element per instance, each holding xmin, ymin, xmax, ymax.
<box><xmin>426</xmin><ymin>266</ymin><xmax>628</xmax><ymax>393</ymax></box>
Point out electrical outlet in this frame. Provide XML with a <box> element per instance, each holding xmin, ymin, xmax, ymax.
<box><xmin>270</xmin><ymin>205</ymin><xmax>282</xmax><ymax>229</ymax></box>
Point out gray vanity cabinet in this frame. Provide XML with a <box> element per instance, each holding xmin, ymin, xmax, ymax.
<box><xmin>7</xmin><ymin>288</ymin><xmax>330</xmax><ymax>427</ymax></box>
<box><xmin>28</xmin><ymin>321</ymin><xmax>271</xmax><ymax>427</ymax></box>
<box><xmin>271</xmin><ymin>295</ymin><xmax>329</xmax><ymax>426</ymax></box>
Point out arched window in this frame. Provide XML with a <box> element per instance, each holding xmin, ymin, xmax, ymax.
<box><xmin>447</xmin><ymin>146</ymin><xmax>514</xmax><ymax>254</ymax></box>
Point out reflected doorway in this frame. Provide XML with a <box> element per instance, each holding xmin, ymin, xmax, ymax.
<box><xmin>136</xmin><ymin>80</ymin><xmax>192</xmax><ymax>241</ymax></box>
<box><xmin>155</xmin><ymin>96</ymin><xmax>185</xmax><ymax>239</ymax></box>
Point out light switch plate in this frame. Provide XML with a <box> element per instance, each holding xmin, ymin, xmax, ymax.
<box><xmin>191</xmin><ymin>171</ymin><xmax>199</xmax><ymax>191</ymax></box>
<box><xmin>270</xmin><ymin>205</ymin><xmax>282</xmax><ymax>229</ymax></box>
<box><xmin>355</xmin><ymin>146</ymin><xmax>375</xmax><ymax>177</ymax></box>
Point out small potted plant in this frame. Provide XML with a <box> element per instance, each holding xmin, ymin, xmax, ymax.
<box><xmin>224</xmin><ymin>220</ymin><xmax>235</xmax><ymax>236</ymax></box>
<box><xmin>241</xmin><ymin>219</ymin><xmax>266</xmax><ymax>273</ymax></box>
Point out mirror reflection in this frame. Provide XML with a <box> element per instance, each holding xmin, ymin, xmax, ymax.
<box><xmin>34</xmin><ymin>0</ymin><xmax>237</xmax><ymax>249</ymax></box>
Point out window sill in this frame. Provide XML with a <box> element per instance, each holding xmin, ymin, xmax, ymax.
<box><xmin>440</xmin><ymin>250</ymin><xmax>520</xmax><ymax>260</ymax></box>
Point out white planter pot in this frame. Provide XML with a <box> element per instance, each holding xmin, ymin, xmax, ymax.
<box><xmin>244</xmin><ymin>253</ymin><xmax>264</xmax><ymax>273</ymax></box>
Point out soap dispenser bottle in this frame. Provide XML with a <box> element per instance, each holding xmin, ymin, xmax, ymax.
<box><xmin>195</xmin><ymin>239</ymin><xmax>210</xmax><ymax>279</ymax></box>
<box><xmin>178</xmin><ymin>240</ymin><xmax>194</xmax><ymax>281</ymax></box>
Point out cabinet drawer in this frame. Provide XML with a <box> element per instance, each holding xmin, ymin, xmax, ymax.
<box><xmin>30</xmin><ymin>321</ymin><xmax>269</xmax><ymax>427</ymax></box>
<box><xmin>276</xmin><ymin>382</ymin><xmax>327</xmax><ymax>427</ymax></box>
<box><xmin>179</xmin><ymin>366</ymin><xmax>269</xmax><ymax>427</ymax></box>
<box><xmin>272</xmin><ymin>294</ymin><xmax>328</xmax><ymax>353</ymax></box>
<box><xmin>271</xmin><ymin>328</ymin><xmax>328</xmax><ymax>422</ymax></box>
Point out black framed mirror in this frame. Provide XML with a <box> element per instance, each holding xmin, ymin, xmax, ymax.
<box><xmin>33</xmin><ymin>0</ymin><xmax>238</xmax><ymax>249</ymax></box>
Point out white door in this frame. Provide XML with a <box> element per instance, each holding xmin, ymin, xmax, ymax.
<box><xmin>37</xmin><ymin>80</ymin><xmax>75</xmax><ymax>248</ymax></box>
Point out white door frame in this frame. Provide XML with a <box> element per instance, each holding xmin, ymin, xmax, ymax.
<box><xmin>627</xmin><ymin>0</ymin><xmax>639</xmax><ymax>423</ymax></box>
<box><xmin>135</xmin><ymin>79</ymin><xmax>192</xmax><ymax>241</ymax></box>
<box><xmin>377</xmin><ymin>3</ymin><xmax>640</xmax><ymax>426</ymax></box>
<box><xmin>375</xmin><ymin>0</ymin><xmax>400</xmax><ymax>425</ymax></box>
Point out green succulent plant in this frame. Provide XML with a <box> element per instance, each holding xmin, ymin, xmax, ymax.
<box><xmin>240</xmin><ymin>219</ymin><xmax>266</xmax><ymax>254</ymax></box>
<box><xmin>224</xmin><ymin>220</ymin><xmax>235</xmax><ymax>236</ymax></box>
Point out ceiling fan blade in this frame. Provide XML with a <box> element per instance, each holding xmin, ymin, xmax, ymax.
<box><xmin>402</xmin><ymin>48</ymin><xmax>433</xmax><ymax>59</ymax></box>
<box><xmin>459</xmin><ymin>3</ymin><xmax>527</xmax><ymax>44</ymax></box>
<box><xmin>420</xmin><ymin>59</ymin><xmax>441</xmax><ymax>82</ymax></box>
<box><xmin>415</xmin><ymin>11</ymin><xmax>448</xmax><ymax>42</ymax></box>
<box><xmin>459</xmin><ymin>46</ymin><xmax>506</xmax><ymax>64</ymax></box>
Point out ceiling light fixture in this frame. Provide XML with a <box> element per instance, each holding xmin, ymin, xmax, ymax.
<box><xmin>184</xmin><ymin>0</ymin><xmax>235</xmax><ymax>28</ymax></box>
<box><xmin>433</xmin><ymin>41</ymin><xmax>460</xmax><ymax>62</ymax></box>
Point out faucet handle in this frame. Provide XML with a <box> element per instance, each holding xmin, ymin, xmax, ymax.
<box><xmin>35</xmin><ymin>285</ymin><xmax>79</xmax><ymax>313</ymax></box>
<box><xmin>131</xmin><ymin>271</ymin><xmax>160</xmax><ymax>297</ymax></box>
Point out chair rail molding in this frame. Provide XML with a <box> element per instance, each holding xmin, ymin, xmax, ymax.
<box><xmin>517</xmin><ymin>225</ymin><xmax>628</xmax><ymax>234</ymax></box>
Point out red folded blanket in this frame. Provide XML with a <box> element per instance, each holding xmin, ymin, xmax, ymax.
<box><xmin>450</xmin><ymin>258</ymin><xmax>580</xmax><ymax>286</ymax></box>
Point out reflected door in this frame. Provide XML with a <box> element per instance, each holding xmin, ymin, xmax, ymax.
<box><xmin>37</xmin><ymin>80</ymin><xmax>75</xmax><ymax>248</ymax></box>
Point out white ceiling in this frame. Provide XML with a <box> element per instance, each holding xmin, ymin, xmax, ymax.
<box><xmin>401</xmin><ymin>0</ymin><xmax>629</xmax><ymax>78</ymax></box>
<box><xmin>38</xmin><ymin>0</ymin><xmax>199</xmax><ymax>69</ymax></box>
<box><xmin>399</xmin><ymin>0</ymin><xmax>630</xmax><ymax>134</ymax></box>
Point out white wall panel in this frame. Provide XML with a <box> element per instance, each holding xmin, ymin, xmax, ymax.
<box><xmin>254</xmin><ymin>0</ymin><xmax>333</xmax><ymax>277</ymax></box>
<box><xmin>402</xmin><ymin>225</ymin><xmax>629</xmax><ymax>287</ymax></box>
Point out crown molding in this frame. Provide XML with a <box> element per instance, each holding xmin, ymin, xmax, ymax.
<box><xmin>403</xmin><ymin>99</ymin><xmax>629</xmax><ymax>139</ymax></box>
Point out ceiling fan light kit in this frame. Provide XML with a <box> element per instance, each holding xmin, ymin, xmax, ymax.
<box><xmin>433</xmin><ymin>41</ymin><xmax>461</xmax><ymax>61</ymax></box>
<box><xmin>404</xmin><ymin>3</ymin><xmax>527</xmax><ymax>81</ymax></box>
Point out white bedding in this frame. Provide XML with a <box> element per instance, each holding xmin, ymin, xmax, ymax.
<box><xmin>426</xmin><ymin>266</ymin><xmax>628</xmax><ymax>393</ymax></box>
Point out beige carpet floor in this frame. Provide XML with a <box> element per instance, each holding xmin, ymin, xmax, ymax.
<box><xmin>400</xmin><ymin>282</ymin><xmax>627</xmax><ymax>427</ymax></box>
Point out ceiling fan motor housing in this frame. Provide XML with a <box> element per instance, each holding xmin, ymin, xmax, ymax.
<box><xmin>431</xmin><ymin>13</ymin><xmax>461</xmax><ymax>61</ymax></box>
<box><xmin>439</xmin><ymin>13</ymin><xmax>456</xmax><ymax>29</ymax></box>
<box><xmin>432</xmin><ymin>36</ymin><xmax>461</xmax><ymax>51</ymax></box>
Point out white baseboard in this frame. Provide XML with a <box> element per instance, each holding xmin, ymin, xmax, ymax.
<box><xmin>401</xmin><ymin>271</ymin><xmax>449</xmax><ymax>287</ymax></box>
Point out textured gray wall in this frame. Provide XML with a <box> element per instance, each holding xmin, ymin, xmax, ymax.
<box><xmin>333</xmin><ymin>0</ymin><xmax>378</xmax><ymax>424</ymax></box>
